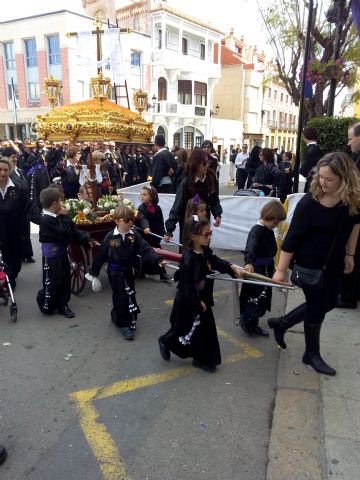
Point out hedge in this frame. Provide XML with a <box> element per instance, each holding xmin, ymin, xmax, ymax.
<box><xmin>301</xmin><ymin>116</ymin><xmax>360</xmax><ymax>161</ymax></box>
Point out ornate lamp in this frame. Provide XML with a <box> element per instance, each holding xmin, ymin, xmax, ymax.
<box><xmin>210</xmin><ymin>104</ymin><xmax>220</xmax><ymax>117</ymax></box>
<box><xmin>133</xmin><ymin>89</ymin><xmax>150</xmax><ymax>114</ymax></box>
<box><xmin>90</xmin><ymin>72</ymin><xmax>111</xmax><ymax>101</ymax></box>
<box><xmin>44</xmin><ymin>75</ymin><xmax>61</xmax><ymax>109</ymax></box>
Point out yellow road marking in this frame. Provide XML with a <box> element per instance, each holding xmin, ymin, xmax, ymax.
<box><xmin>70</xmin><ymin>331</ymin><xmax>263</xmax><ymax>480</ymax></box>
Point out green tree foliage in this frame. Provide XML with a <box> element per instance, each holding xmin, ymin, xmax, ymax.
<box><xmin>304</xmin><ymin>116</ymin><xmax>359</xmax><ymax>160</ymax></box>
<box><xmin>258</xmin><ymin>0</ymin><xmax>360</xmax><ymax>120</ymax></box>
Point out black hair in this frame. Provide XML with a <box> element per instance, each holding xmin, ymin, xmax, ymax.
<box><xmin>155</xmin><ymin>134</ymin><xmax>166</xmax><ymax>147</ymax></box>
<box><xmin>303</xmin><ymin>126</ymin><xmax>318</xmax><ymax>141</ymax></box>
<box><xmin>182</xmin><ymin>216</ymin><xmax>210</xmax><ymax>250</ymax></box>
<box><xmin>141</xmin><ymin>185</ymin><xmax>159</xmax><ymax>205</ymax></box>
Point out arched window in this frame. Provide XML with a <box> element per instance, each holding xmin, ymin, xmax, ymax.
<box><xmin>157</xmin><ymin>126</ymin><xmax>165</xmax><ymax>136</ymax></box>
<box><xmin>158</xmin><ymin>77</ymin><xmax>167</xmax><ymax>101</ymax></box>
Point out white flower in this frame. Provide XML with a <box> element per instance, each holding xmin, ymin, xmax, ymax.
<box><xmin>83</xmin><ymin>208</ymin><xmax>90</xmax><ymax>215</ymax></box>
<box><xmin>65</xmin><ymin>203</ymin><xmax>71</xmax><ymax>210</ymax></box>
<box><xmin>110</xmin><ymin>209</ymin><xmax>115</xmax><ymax>215</ymax></box>
<box><xmin>104</xmin><ymin>202</ymin><xmax>110</xmax><ymax>208</ymax></box>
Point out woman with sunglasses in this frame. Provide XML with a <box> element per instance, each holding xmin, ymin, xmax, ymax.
<box><xmin>164</xmin><ymin>149</ymin><xmax>222</xmax><ymax>245</ymax></box>
<box><xmin>158</xmin><ymin>216</ymin><xmax>242</xmax><ymax>372</ymax></box>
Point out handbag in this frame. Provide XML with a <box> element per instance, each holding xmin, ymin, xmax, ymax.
<box><xmin>290</xmin><ymin>213</ymin><xmax>345</xmax><ymax>290</ymax></box>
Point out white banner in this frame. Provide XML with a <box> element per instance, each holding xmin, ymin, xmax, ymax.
<box><xmin>120</xmin><ymin>183</ymin><xmax>304</xmax><ymax>249</ymax></box>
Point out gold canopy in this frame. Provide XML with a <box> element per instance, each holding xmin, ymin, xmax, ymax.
<box><xmin>34</xmin><ymin>98</ymin><xmax>154</xmax><ymax>143</ymax></box>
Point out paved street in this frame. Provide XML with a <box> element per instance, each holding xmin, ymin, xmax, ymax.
<box><xmin>0</xmin><ymin>232</ymin><xmax>286</xmax><ymax>480</ymax></box>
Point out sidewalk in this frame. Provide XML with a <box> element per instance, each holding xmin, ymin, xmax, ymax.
<box><xmin>267</xmin><ymin>288</ymin><xmax>360</xmax><ymax>480</ymax></box>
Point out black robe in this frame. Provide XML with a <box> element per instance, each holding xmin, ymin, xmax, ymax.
<box><xmin>160</xmin><ymin>247</ymin><xmax>234</xmax><ymax>369</ymax></box>
<box><xmin>36</xmin><ymin>214</ymin><xmax>90</xmax><ymax>314</ymax></box>
<box><xmin>0</xmin><ymin>179</ymin><xmax>30</xmax><ymax>285</ymax></box>
<box><xmin>239</xmin><ymin>224</ymin><xmax>277</xmax><ymax>320</ymax></box>
<box><xmin>89</xmin><ymin>229</ymin><xmax>161</xmax><ymax>328</ymax></box>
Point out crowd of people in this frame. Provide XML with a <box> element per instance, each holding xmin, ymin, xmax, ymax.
<box><xmin>1</xmin><ymin>123</ymin><xmax>360</xmax><ymax>463</ymax></box>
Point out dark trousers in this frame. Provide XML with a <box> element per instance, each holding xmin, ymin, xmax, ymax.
<box><xmin>37</xmin><ymin>254</ymin><xmax>71</xmax><ymax>314</ymax></box>
<box><xmin>156</xmin><ymin>184</ymin><xmax>173</xmax><ymax>194</ymax></box>
<box><xmin>236</xmin><ymin>168</ymin><xmax>248</xmax><ymax>190</ymax></box>
<box><xmin>339</xmin><ymin>236</ymin><xmax>360</xmax><ymax>302</ymax></box>
<box><xmin>108</xmin><ymin>270</ymin><xmax>140</xmax><ymax>328</ymax></box>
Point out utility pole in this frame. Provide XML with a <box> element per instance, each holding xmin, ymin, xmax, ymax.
<box><xmin>293</xmin><ymin>0</ymin><xmax>314</xmax><ymax>193</ymax></box>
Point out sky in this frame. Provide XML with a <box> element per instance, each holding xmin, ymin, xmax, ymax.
<box><xmin>0</xmin><ymin>0</ymin><xmax>271</xmax><ymax>53</ymax></box>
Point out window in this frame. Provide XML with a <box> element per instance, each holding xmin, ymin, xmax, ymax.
<box><xmin>184</xmin><ymin>132</ymin><xmax>194</xmax><ymax>149</ymax></box>
<box><xmin>28</xmin><ymin>82</ymin><xmax>40</xmax><ymax>100</ymax></box>
<box><xmin>158</xmin><ymin>28</ymin><xmax>162</xmax><ymax>49</ymax></box>
<box><xmin>286</xmin><ymin>95</ymin><xmax>289</xmax><ymax>104</ymax></box>
<box><xmin>131</xmin><ymin>51</ymin><xmax>141</xmax><ymax>67</ymax></box>
<box><xmin>47</xmin><ymin>35</ymin><xmax>60</xmax><ymax>65</ymax></box>
<box><xmin>280</xmin><ymin>92</ymin><xmax>284</xmax><ymax>103</ymax></box>
<box><xmin>173</xmin><ymin>132</ymin><xmax>181</xmax><ymax>147</ymax></box>
<box><xmin>200</xmin><ymin>43</ymin><xmax>205</xmax><ymax>60</ymax></box>
<box><xmin>4</xmin><ymin>42</ymin><xmax>15</xmax><ymax>70</ymax></box>
<box><xmin>194</xmin><ymin>81</ymin><xmax>207</xmax><ymax>106</ymax></box>
<box><xmin>178</xmin><ymin>80</ymin><xmax>192</xmax><ymax>104</ymax></box>
<box><xmin>195</xmin><ymin>136</ymin><xmax>203</xmax><ymax>147</ymax></box>
<box><xmin>274</xmin><ymin>90</ymin><xmax>277</xmax><ymax>100</ymax></box>
<box><xmin>158</xmin><ymin>77</ymin><xmax>167</xmax><ymax>101</ymax></box>
<box><xmin>182</xmin><ymin>37</ymin><xmax>188</xmax><ymax>55</ymax></box>
<box><xmin>268</xmin><ymin>88</ymin><xmax>271</xmax><ymax>99</ymax></box>
<box><xmin>25</xmin><ymin>38</ymin><xmax>37</xmax><ymax>67</ymax></box>
<box><xmin>7</xmin><ymin>82</ymin><xmax>18</xmax><ymax>102</ymax></box>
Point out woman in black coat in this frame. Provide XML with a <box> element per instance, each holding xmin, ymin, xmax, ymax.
<box><xmin>268</xmin><ymin>152</ymin><xmax>360</xmax><ymax>376</ymax></box>
<box><xmin>164</xmin><ymin>149</ymin><xmax>222</xmax><ymax>245</ymax></box>
<box><xmin>245</xmin><ymin>145</ymin><xmax>261</xmax><ymax>189</ymax></box>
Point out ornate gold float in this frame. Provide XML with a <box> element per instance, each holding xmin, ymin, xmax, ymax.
<box><xmin>34</xmin><ymin>93</ymin><xmax>153</xmax><ymax>143</ymax></box>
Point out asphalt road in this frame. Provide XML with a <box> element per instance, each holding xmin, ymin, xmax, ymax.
<box><xmin>0</xmin><ymin>224</ymin><xmax>287</xmax><ymax>480</ymax></box>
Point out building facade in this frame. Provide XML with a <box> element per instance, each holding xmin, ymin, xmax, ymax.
<box><xmin>116</xmin><ymin>0</ymin><xmax>223</xmax><ymax>149</ymax></box>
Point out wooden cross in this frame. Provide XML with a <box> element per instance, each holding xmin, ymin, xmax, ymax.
<box><xmin>66</xmin><ymin>15</ymin><xmax>131</xmax><ymax>74</ymax></box>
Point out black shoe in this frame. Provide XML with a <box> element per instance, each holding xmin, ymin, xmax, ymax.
<box><xmin>192</xmin><ymin>358</ymin><xmax>216</xmax><ymax>373</ymax></box>
<box><xmin>58</xmin><ymin>305</ymin><xmax>75</xmax><ymax>318</ymax></box>
<box><xmin>119</xmin><ymin>327</ymin><xmax>135</xmax><ymax>340</ymax></box>
<box><xmin>302</xmin><ymin>352</ymin><xmax>336</xmax><ymax>376</ymax></box>
<box><xmin>158</xmin><ymin>337</ymin><xmax>170</xmax><ymax>361</ymax></box>
<box><xmin>24</xmin><ymin>257</ymin><xmax>35</xmax><ymax>263</ymax></box>
<box><xmin>336</xmin><ymin>297</ymin><xmax>357</xmax><ymax>309</ymax></box>
<box><xmin>252</xmin><ymin>326</ymin><xmax>270</xmax><ymax>337</ymax></box>
<box><xmin>160</xmin><ymin>272</ymin><xmax>172</xmax><ymax>282</ymax></box>
<box><xmin>0</xmin><ymin>445</ymin><xmax>7</xmax><ymax>465</ymax></box>
<box><xmin>240</xmin><ymin>323</ymin><xmax>253</xmax><ymax>336</ymax></box>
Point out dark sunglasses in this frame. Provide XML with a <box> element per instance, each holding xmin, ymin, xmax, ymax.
<box><xmin>198</xmin><ymin>231</ymin><xmax>213</xmax><ymax>238</ymax></box>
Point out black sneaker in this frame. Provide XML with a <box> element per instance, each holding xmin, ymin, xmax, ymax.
<box><xmin>252</xmin><ymin>326</ymin><xmax>270</xmax><ymax>337</ymax></box>
<box><xmin>119</xmin><ymin>327</ymin><xmax>135</xmax><ymax>340</ymax></box>
<box><xmin>0</xmin><ymin>444</ymin><xmax>7</xmax><ymax>465</ymax></box>
<box><xmin>160</xmin><ymin>272</ymin><xmax>172</xmax><ymax>282</ymax></box>
<box><xmin>158</xmin><ymin>337</ymin><xmax>170</xmax><ymax>361</ymax></box>
<box><xmin>58</xmin><ymin>305</ymin><xmax>75</xmax><ymax>318</ymax></box>
<box><xmin>24</xmin><ymin>257</ymin><xmax>36</xmax><ymax>263</ymax></box>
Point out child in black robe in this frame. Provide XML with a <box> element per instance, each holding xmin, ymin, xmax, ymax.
<box><xmin>36</xmin><ymin>187</ymin><xmax>92</xmax><ymax>318</ymax></box>
<box><xmin>239</xmin><ymin>200</ymin><xmax>286</xmax><ymax>336</ymax></box>
<box><xmin>158</xmin><ymin>216</ymin><xmax>242</xmax><ymax>372</ymax></box>
<box><xmin>136</xmin><ymin>186</ymin><xmax>171</xmax><ymax>282</ymax></box>
<box><xmin>88</xmin><ymin>205</ymin><xmax>165</xmax><ymax>340</ymax></box>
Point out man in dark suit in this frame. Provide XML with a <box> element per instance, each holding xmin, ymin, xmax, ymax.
<box><xmin>150</xmin><ymin>134</ymin><xmax>175</xmax><ymax>193</ymax></box>
<box><xmin>337</xmin><ymin>122</ymin><xmax>360</xmax><ymax>309</ymax></box>
<box><xmin>300</xmin><ymin>127</ymin><xmax>322</xmax><ymax>193</ymax></box>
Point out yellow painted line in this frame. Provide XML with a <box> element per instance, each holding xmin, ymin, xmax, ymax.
<box><xmin>70</xmin><ymin>333</ymin><xmax>263</xmax><ymax>480</ymax></box>
<box><xmin>70</xmin><ymin>394</ymin><xmax>130</xmax><ymax>480</ymax></box>
<box><xmin>217</xmin><ymin>327</ymin><xmax>263</xmax><ymax>359</ymax></box>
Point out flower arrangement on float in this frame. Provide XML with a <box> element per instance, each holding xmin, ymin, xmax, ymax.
<box><xmin>63</xmin><ymin>195</ymin><xmax>137</xmax><ymax>224</ymax></box>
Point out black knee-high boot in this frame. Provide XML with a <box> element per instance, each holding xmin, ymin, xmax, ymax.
<box><xmin>302</xmin><ymin>322</ymin><xmax>336</xmax><ymax>375</ymax></box>
<box><xmin>267</xmin><ymin>303</ymin><xmax>306</xmax><ymax>349</ymax></box>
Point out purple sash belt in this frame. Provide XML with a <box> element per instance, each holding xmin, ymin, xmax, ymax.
<box><xmin>41</xmin><ymin>243</ymin><xmax>66</xmax><ymax>257</ymax></box>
